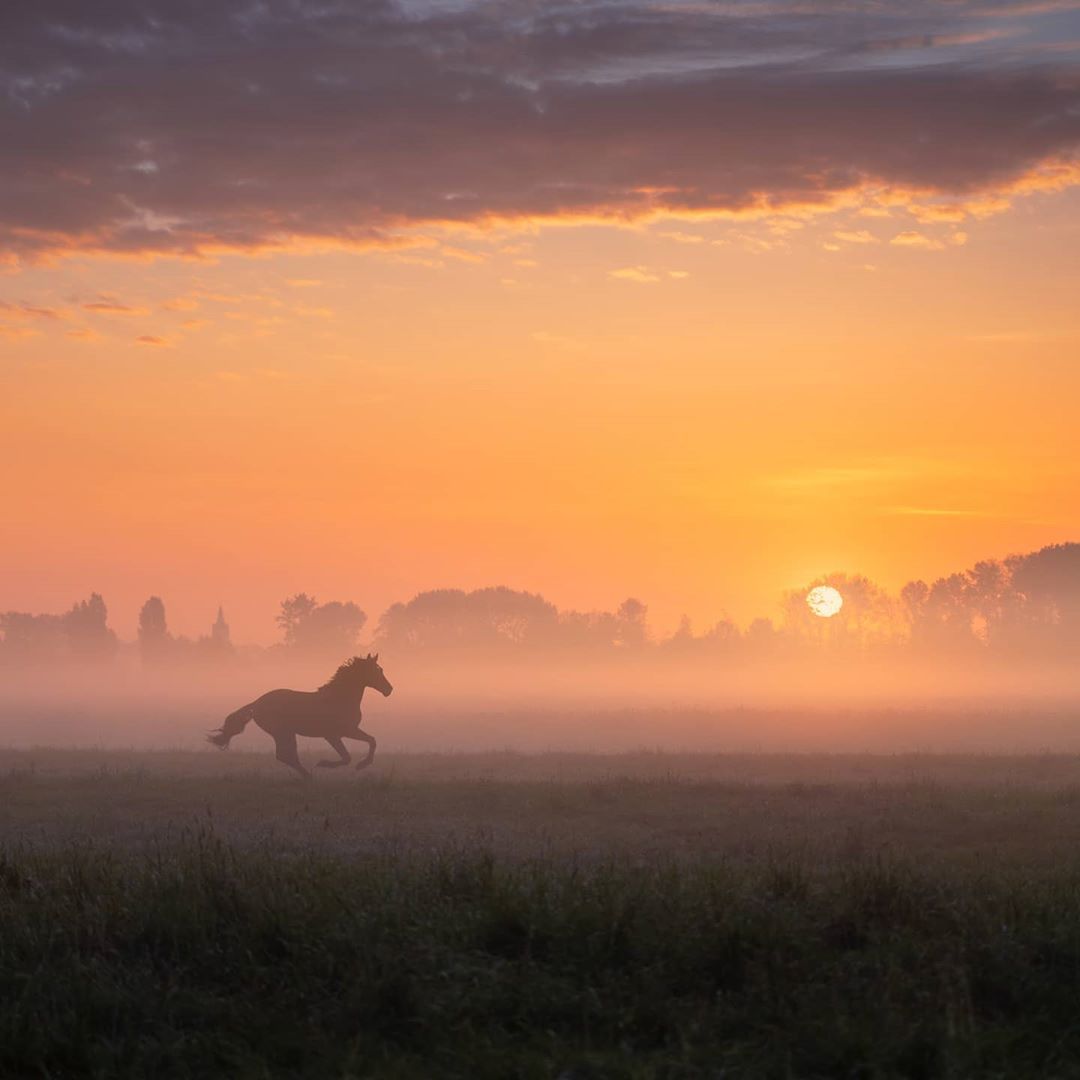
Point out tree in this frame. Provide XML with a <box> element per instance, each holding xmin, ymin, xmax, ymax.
<box><xmin>277</xmin><ymin>593</ymin><xmax>318</xmax><ymax>646</ymax></box>
<box><xmin>64</xmin><ymin>593</ymin><xmax>116</xmax><ymax>661</ymax></box>
<box><xmin>1006</xmin><ymin>543</ymin><xmax>1080</xmax><ymax>652</ymax></box>
<box><xmin>556</xmin><ymin>608</ymin><xmax>620</xmax><ymax>651</ymax></box>
<box><xmin>376</xmin><ymin>587</ymin><xmax>559</xmax><ymax>651</ymax></box>
<box><xmin>900</xmin><ymin>579</ymin><xmax>928</xmax><ymax>625</ymax></box>
<box><xmin>0</xmin><ymin>611</ymin><xmax>66</xmax><ymax>661</ymax></box>
<box><xmin>615</xmin><ymin>598</ymin><xmax>649</xmax><ymax>648</ymax></box>
<box><xmin>782</xmin><ymin>574</ymin><xmax>897</xmax><ymax>651</ymax></box>
<box><xmin>745</xmin><ymin>617</ymin><xmax>779</xmax><ymax>654</ymax></box>
<box><xmin>278</xmin><ymin>594</ymin><xmax>366</xmax><ymax>656</ymax></box>
<box><xmin>138</xmin><ymin>596</ymin><xmax>170</xmax><ymax>664</ymax></box>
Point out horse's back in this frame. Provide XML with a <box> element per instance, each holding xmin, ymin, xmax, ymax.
<box><xmin>252</xmin><ymin>688</ymin><xmax>313</xmax><ymax>728</ymax></box>
<box><xmin>252</xmin><ymin>688</ymin><xmax>347</xmax><ymax>737</ymax></box>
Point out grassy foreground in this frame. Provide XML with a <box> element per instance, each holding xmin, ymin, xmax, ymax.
<box><xmin>5</xmin><ymin>750</ymin><xmax>1080</xmax><ymax>1077</ymax></box>
<box><xmin>4</xmin><ymin>835</ymin><xmax>1080</xmax><ymax>1078</ymax></box>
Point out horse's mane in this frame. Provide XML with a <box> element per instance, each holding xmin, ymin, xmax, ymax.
<box><xmin>318</xmin><ymin>655</ymin><xmax>373</xmax><ymax>693</ymax></box>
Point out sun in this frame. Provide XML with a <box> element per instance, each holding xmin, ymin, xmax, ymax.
<box><xmin>806</xmin><ymin>585</ymin><xmax>843</xmax><ymax>618</ymax></box>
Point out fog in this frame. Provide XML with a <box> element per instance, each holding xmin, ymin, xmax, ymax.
<box><xmin>3</xmin><ymin>542</ymin><xmax>1079</xmax><ymax>754</ymax></box>
<box><xmin>2</xmin><ymin>639</ymin><xmax>1079</xmax><ymax>756</ymax></box>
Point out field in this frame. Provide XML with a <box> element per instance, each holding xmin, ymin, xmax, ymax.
<box><xmin>5</xmin><ymin>748</ymin><xmax>1080</xmax><ymax>1077</ymax></box>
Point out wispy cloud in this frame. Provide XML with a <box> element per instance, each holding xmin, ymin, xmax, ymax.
<box><xmin>882</xmin><ymin>506</ymin><xmax>985</xmax><ymax>517</ymax></box>
<box><xmin>0</xmin><ymin>301</ymin><xmax>63</xmax><ymax>320</ymax></box>
<box><xmin>890</xmin><ymin>230</ymin><xmax>968</xmax><ymax>251</ymax></box>
<box><xmin>82</xmin><ymin>297</ymin><xmax>146</xmax><ymax>315</ymax></box>
<box><xmin>766</xmin><ymin>458</ymin><xmax>968</xmax><ymax>494</ymax></box>
<box><xmin>609</xmin><ymin>266</ymin><xmax>689</xmax><ymax>283</ymax></box>
<box><xmin>833</xmin><ymin>230</ymin><xmax>877</xmax><ymax>245</ymax></box>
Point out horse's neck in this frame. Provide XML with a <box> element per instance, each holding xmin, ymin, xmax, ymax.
<box><xmin>322</xmin><ymin>681</ymin><xmax>366</xmax><ymax>707</ymax></box>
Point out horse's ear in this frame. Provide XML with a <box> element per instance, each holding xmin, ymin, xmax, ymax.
<box><xmin>374</xmin><ymin>652</ymin><xmax>379</xmax><ymax>662</ymax></box>
<box><xmin>366</xmin><ymin>652</ymin><xmax>373</xmax><ymax>660</ymax></box>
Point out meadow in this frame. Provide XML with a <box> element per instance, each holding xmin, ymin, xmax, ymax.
<box><xmin>5</xmin><ymin>748</ymin><xmax>1080</xmax><ymax>1077</ymax></box>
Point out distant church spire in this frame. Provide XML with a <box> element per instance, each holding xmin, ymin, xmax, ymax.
<box><xmin>211</xmin><ymin>605</ymin><xmax>231</xmax><ymax>646</ymax></box>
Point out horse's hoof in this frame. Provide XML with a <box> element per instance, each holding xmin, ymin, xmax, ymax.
<box><xmin>354</xmin><ymin>760</ymin><xmax>373</xmax><ymax>771</ymax></box>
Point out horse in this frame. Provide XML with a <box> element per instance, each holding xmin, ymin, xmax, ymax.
<box><xmin>207</xmin><ymin>654</ymin><xmax>394</xmax><ymax>779</ymax></box>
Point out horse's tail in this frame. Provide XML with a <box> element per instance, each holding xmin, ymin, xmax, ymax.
<box><xmin>207</xmin><ymin>701</ymin><xmax>257</xmax><ymax>749</ymax></box>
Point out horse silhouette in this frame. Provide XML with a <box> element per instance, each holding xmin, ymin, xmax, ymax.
<box><xmin>207</xmin><ymin>654</ymin><xmax>393</xmax><ymax>779</ymax></box>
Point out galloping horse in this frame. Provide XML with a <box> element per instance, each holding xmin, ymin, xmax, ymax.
<box><xmin>207</xmin><ymin>654</ymin><xmax>393</xmax><ymax>779</ymax></box>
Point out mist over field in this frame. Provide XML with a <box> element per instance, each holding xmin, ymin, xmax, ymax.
<box><xmin>3</xmin><ymin>541</ymin><xmax>1079</xmax><ymax>754</ymax></box>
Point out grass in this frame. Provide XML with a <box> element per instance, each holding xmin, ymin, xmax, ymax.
<box><xmin>4</xmin><ymin>750</ymin><xmax>1080</xmax><ymax>1077</ymax></box>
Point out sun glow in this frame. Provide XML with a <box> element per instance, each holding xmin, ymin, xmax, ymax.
<box><xmin>806</xmin><ymin>585</ymin><xmax>843</xmax><ymax>618</ymax></box>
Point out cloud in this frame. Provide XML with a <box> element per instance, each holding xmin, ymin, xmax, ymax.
<box><xmin>0</xmin><ymin>323</ymin><xmax>37</xmax><ymax>339</ymax></box>
<box><xmin>134</xmin><ymin>334</ymin><xmax>169</xmax><ymax>346</ymax></box>
<box><xmin>161</xmin><ymin>295</ymin><xmax>200</xmax><ymax>311</ymax></box>
<box><xmin>883</xmin><ymin>506</ymin><xmax>985</xmax><ymax>517</ymax></box>
<box><xmin>1</xmin><ymin>1</ymin><xmax>1079</xmax><ymax>262</ymax></box>
<box><xmin>81</xmin><ymin>297</ymin><xmax>145</xmax><ymax>314</ymax></box>
<box><xmin>963</xmin><ymin>330</ymin><xmax>1054</xmax><ymax>341</ymax></box>
<box><xmin>609</xmin><ymin>266</ymin><xmax>663</xmax><ymax>283</ymax></box>
<box><xmin>834</xmin><ymin>230</ymin><xmax>877</xmax><ymax>244</ymax></box>
<box><xmin>890</xmin><ymin>229</ymin><xmax>968</xmax><ymax>250</ymax></box>
<box><xmin>659</xmin><ymin>231</ymin><xmax>707</xmax><ymax>244</ymax></box>
<box><xmin>609</xmin><ymin>264</ymin><xmax>689</xmax><ymax>282</ymax></box>
<box><xmin>0</xmin><ymin>300</ymin><xmax>63</xmax><ymax>320</ymax></box>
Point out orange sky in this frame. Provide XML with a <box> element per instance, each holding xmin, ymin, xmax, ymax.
<box><xmin>4</xmin><ymin>187</ymin><xmax>1079</xmax><ymax>643</ymax></box>
<box><xmin>2</xmin><ymin>1</ymin><xmax>1080</xmax><ymax>643</ymax></box>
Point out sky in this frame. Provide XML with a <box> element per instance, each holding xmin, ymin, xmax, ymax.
<box><xmin>2</xmin><ymin>0</ymin><xmax>1080</xmax><ymax>644</ymax></box>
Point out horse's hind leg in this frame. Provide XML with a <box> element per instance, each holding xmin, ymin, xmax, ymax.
<box><xmin>316</xmin><ymin>736</ymin><xmax>351</xmax><ymax>769</ymax></box>
<box><xmin>348</xmin><ymin>729</ymin><xmax>377</xmax><ymax>770</ymax></box>
<box><xmin>272</xmin><ymin>733</ymin><xmax>310</xmax><ymax>780</ymax></box>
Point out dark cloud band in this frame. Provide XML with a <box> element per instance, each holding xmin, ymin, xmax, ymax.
<box><xmin>2</xmin><ymin>0</ymin><xmax>1079</xmax><ymax>259</ymax></box>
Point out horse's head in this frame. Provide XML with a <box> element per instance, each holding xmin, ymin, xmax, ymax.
<box><xmin>358</xmin><ymin>652</ymin><xmax>393</xmax><ymax>697</ymax></box>
<box><xmin>322</xmin><ymin>654</ymin><xmax>394</xmax><ymax>697</ymax></box>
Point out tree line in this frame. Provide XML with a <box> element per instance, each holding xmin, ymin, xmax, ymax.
<box><xmin>2</xmin><ymin>543</ymin><xmax>1079</xmax><ymax>666</ymax></box>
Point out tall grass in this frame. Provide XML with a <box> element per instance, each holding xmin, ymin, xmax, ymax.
<box><xmin>4</xmin><ymin>830</ymin><xmax>1080</xmax><ymax>1077</ymax></box>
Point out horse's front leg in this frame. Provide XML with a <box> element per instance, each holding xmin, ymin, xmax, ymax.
<box><xmin>316</xmin><ymin>736</ymin><xmax>351</xmax><ymax>769</ymax></box>
<box><xmin>347</xmin><ymin>729</ymin><xmax>377</xmax><ymax>770</ymax></box>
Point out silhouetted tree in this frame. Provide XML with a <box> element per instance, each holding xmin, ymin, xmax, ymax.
<box><xmin>899</xmin><ymin>579</ymin><xmax>929</xmax><ymax>640</ymax></box>
<box><xmin>661</xmin><ymin>615</ymin><xmax>742</xmax><ymax>656</ymax></box>
<box><xmin>701</xmin><ymin>618</ymin><xmax>741</xmax><ymax>649</ymax></box>
<box><xmin>923</xmin><ymin>573</ymin><xmax>973</xmax><ymax>645</ymax></box>
<box><xmin>377</xmin><ymin>587</ymin><xmax>559</xmax><ymax>651</ymax></box>
<box><xmin>664</xmin><ymin>615</ymin><xmax>695</xmax><ymax>649</ymax></box>
<box><xmin>277</xmin><ymin>593</ymin><xmax>318</xmax><ymax>645</ymax></box>
<box><xmin>63</xmin><ymin>593</ymin><xmax>116</xmax><ymax>660</ymax></box>
<box><xmin>557</xmin><ymin>609</ymin><xmax>620</xmax><ymax>651</ymax></box>
<box><xmin>615</xmin><ymin>598</ymin><xmax>649</xmax><ymax>648</ymax></box>
<box><xmin>0</xmin><ymin>611</ymin><xmax>66</xmax><ymax>661</ymax></box>
<box><xmin>745</xmin><ymin>617</ymin><xmax>780</xmax><ymax>654</ymax></box>
<box><xmin>1</xmin><ymin>593</ymin><xmax>115</xmax><ymax>663</ymax></box>
<box><xmin>783</xmin><ymin>573</ymin><xmax>896</xmax><ymax>651</ymax></box>
<box><xmin>278</xmin><ymin>594</ymin><xmax>366</xmax><ymax>656</ymax></box>
<box><xmin>138</xmin><ymin>596</ymin><xmax>171</xmax><ymax>664</ymax></box>
<box><xmin>1006</xmin><ymin>543</ymin><xmax>1080</xmax><ymax>652</ymax></box>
